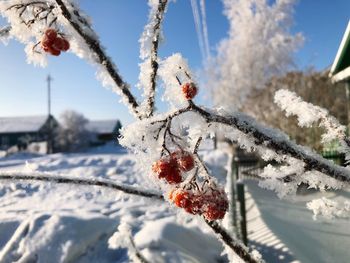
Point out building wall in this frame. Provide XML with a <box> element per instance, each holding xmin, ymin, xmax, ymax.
<box><xmin>0</xmin><ymin>132</ymin><xmax>40</xmax><ymax>150</ymax></box>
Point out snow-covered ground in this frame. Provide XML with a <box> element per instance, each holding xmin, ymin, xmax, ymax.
<box><xmin>246</xmin><ymin>180</ymin><xmax>350</xmax><ymax>263</ymax></box>
<box><xmin>245</xmin><ymin>188</ymin><xmax>298</xmax><ymax>263</ymax></box>
<box><xmin>0</xmin><ymin>144</ymin><xmax>228</xmax><ymax>263</ymax></box>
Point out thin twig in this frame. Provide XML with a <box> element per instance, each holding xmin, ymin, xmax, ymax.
<box><xmin>193</xmin><ymin>136</ymin><xmax>202</xmax><ymax>153</ymax></box>
<box><xmin>175</xmin><ymin>75</ymin><xmax>182</xmax><ymax>85</ymax></box>
<box><xmin>128</xmin><ymin>234</ymin><xmax>150</xmax><ymax>263</ymax></box>
<box><xmin>7</xmin><ymin>2</ymin><xmax>56</xmax><ymax>28</ymax></box>
<box><xmin>194</xmin><ymin>152</ymin><xmax>211</xmax><ymax>178</ymax></box>
<box><xmin>144</xmin><ymin>0</ymin><xmax>168</xmax><ymax>118</ymax></box>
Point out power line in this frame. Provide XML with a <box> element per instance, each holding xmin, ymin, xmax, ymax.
<box><xmin>190</xmin><ymin>0</ymin><xmax>205</xmax><ymax>61</ymax></box>
<box><xmin>190</xmin><ymin>0</ymin><xmax>210</xmax><ymax>62</ymax></box>
<box><xmin>199</xmin><ymin>0</ymin><xmax>210</xmax><ymax>60</ymax></box>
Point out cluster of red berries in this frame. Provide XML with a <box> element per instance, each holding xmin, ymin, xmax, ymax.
<box><xmin>169</xmin><ymin>188</ymin><xmax>228</xmax><ymax>221</ymax></box>
<box><xmin>152</xmin><ymin>151</ymin><xmax>195</xmax><ymax>184</ymax></box>
<box><xmin>182</xmin><ymin>82</ymin><xmax>197</xmax><ymax>100</ymax></box>
<box><xmin>41</xmin><ymin>28</ymin><xmax>70</xmax><ymax>56</ymax></box>
<box><xmin>153</xmin><ymin>150</ymin><xmax>228</xmax><ymax>220</ymax></box>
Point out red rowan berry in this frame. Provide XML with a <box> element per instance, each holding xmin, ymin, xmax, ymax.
<box><xmin>61</xmin><ymin>38</ymin><xmax>70</xmax><ymax>51</ymax></box>
<box><xmin>165</xmin><ymin>168</ymin><xmax>182</xmax><ymax>184</ymax></box>
<box><xmin>52</xmin><ymin>37</ymin><xmax>65</xmax><ymax>51</ymax></box>
<box><xmin>202</xmin><ymin>190</ymin><xmax>229</xmax><ymax>221</ymax></box>
<box><xmin>152</xmin><ymin>159</ymin><xmax>169</xmax><ymax>178</ymax></box>
<box><xmin>178</xmin><ymin>153</ymin><xmax>195</xmax><ymax>172</ymax></box>
<box><xmin>173</xmin><ymin>190</ymin><xmax>192</xmax><ymax>208</ymax></box>
<box><xmin>41</xmin><ymin>29</ymin><xmax>70</xmax><ymax>56</ymax></box>
<box><xmin>48</xmin><ymin>46</ymin><xmax>61</xmax><ymax>56</ymax></box>
<box><xmin>45</xmin><ymin>28</ymin><xmax>57</xmax><ymax>41</ymax></box>
<box><xmin>204</xmin><ymin>205</ymin><xmax>227</xmax><ymax>221</ymax></box>
<box><xmin>171</xmin><ymin>151</ymin><xmax>195</xmax><ymax>172</ymax></box>
<box><xmin>152</xmin><ymin>158</ymin><xmax>183</xmax><ymax>184</ymax></box>
<box><xmin>182</xmin><ymin>82</ymin><xmax>198</xmax><ymax>100</ymax></box>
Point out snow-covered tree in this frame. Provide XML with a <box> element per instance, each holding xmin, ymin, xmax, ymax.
<box><xmin>209</xmin><ymin>0</ymin><xmax>303</xmax><ymax>110</ymax></box>
<box><xmin>56</xmin><ymin>110</ymin><xmax>91</xmax><ymax>152</ymax></box>
<box><xmin>0</xmin><ymin>1</ymin><xmax>350</xmax><ymax>262</ymax></box>
<box><xmin>242</xmin><ymin>70</ymin><xmax>348</xmax><ymax>152</ymax></box>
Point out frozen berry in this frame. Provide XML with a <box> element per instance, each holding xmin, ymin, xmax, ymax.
<box><xmin>165</xmin><ymin>169</ymin><xmax>182</xmax><ymax>184</ymax></box>
<box><xmin>61</xmin><ymin>38</ymin><xmax>70</xmax><ymax>51</ymax></box>
<box><xmin>52</xmin><ymin>37</ymin><xmax>70</xmax><ymax>52</ymax></box>
<box><xmin>187</xmin><ymin>194</ymin><xmax>203</xmax><ymax>214</ymax></box>
<box><xmin>178</xmin><ymin>153</ymin><xmax>195</xmax><ymax>172</ymax></box>
<box><xmin>48</xmin><ymin>46</ymin><xmax>61</xmax><ymax>56</ymax></box>
<box><xmin>204</xmin><ymin>205</ymin><xmax>227</xmax><ymax>221</ymax></box>
<box><xmin>169</xmin><ymin>183</ymin><xmax>228</xmax><ymax>219</ymax></box>
<box><xmin>45</xmin><ymin>28</ymin><xmax>57</xmax><ymax>41</ymax></box>
<box><xmin>52</xmin><ymin>37</ymin><xmax>65</xmax><ymax>51</ymax></box>
<box><xmin>152</xmin><ymin>158</ymin><xmax>183</xmax><ymax>184</ymax></box>
<box><xmin>41</xmin><ymin>45</ymin><xmax>50</xmax><ymax>53</ymax></box>
<box><xmin>202</xmin><ymin>191</ymin><xmax>229</xmax><ymax>221</ymax></box>
<box><xmin>182</xmin><ymin>82</ymin><xmax>197</xmax><ymax>100</ymax></box>
<box><xmin>152</xmin><ymin>159</ymin><xmax>169</xmax><ymax>178</ymax></box>
<box><xmin>173</xmin><ymin>191</ymin><xmax>203</xmax><ymax>215</ymax></box>
<box><xmin>173</xmin><ymin>190</ymin><xmax>192</xmax><ymax>209</ymax></box>
<box><xmin>171</xmin><ymin>151</ymin><xmax>195</xmax><ymax>172</ymax></box>
<box><xmin>41</xmin><ymin>37</ymin><xmax>53</xmax><ymax>50</ymax></box>
<box><xmin>41</xmin><ymin>29</ymin><xmax>69</xmax><ymax>56</ymax></box>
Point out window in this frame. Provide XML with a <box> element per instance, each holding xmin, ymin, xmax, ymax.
<box><xmin>1</xmin><ymin>136</ymin><xmax>9</xmax><ymax>147</ymax></box>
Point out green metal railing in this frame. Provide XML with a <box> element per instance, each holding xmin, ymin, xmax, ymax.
<box><xmin>322</xmin><ymin>151</ymin><xmax>345</xmax><ymax>166</ymax></box>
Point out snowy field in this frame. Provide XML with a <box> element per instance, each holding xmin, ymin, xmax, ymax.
<box><xmin>1</xmin><ymin>144</ymin><xmax>350</xmax><ymax>263</ymax></box>
<box><xmin>0</xmin><ymin>144</ymin><xmax>229</xmax><ymax>263</ymax></box>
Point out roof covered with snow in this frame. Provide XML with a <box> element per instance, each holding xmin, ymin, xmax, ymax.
<box><xmin>86</xmin><ymin>120</ymin><xmax>120</xmax><ymax>134</ymax></box>
<box><xmin>330</xmin><ymin>20</ymin><xmax>350</xmax><ymax>82</ymax></box>
<box><xmin>0</xmin><ymin>116</ymin><xmax>119</xmax><ymax>135</ymax></box>
<box><xmin>0</xmin><ymin>116</ymin><xmax>49</xmax><ymax>134</ymax></box>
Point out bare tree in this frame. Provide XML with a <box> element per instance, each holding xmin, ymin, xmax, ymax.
<box><xmin>56</xmin><ymin>110</ymin><xmax>91</xmax><ymax>152</ymax></box>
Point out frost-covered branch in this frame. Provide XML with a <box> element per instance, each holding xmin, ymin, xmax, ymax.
<box><xmin>306</xmin><ymin>197</ymin><xmax>350</xmax><ymax>220</ymax></box>
<box><xmin>189</xmin><ymin>102</ymin><xmax>350</xmax><ymax>182</ymax></box>
<box><xmin>0</xmin><ymin>172</ymin><xmax>163</xmax><ymax>200</ymax></box>
<box><xmin>53</xmin><ymin>0</ymin><xmax>141</xmax><ymax>118</ymax></box>
<box><xmin>205</xmin><ymin>220</ymin><xmax>263</xmax><ymax>263</ymax></box>
<box><xmin>139</xmin><ymin>0</ymin><xmax>168</xmax><ymax>118</ymax></box>
<box><xmin>142</xmin><ymin>100</ymin><xmax>350</xmax><ymax>183</ymax></box>
<box><xmin>275</xmin><ymin>89</ymin><xmax>350</xmax><ymax>152</ymax></box>
<box><xmin>6</xmin><ymin>1</ymin><xmax>57</xmax><ymax>27</ymax></box>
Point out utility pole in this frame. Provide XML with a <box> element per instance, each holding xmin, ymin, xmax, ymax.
<box><xmin>47</xmin><ymin>74</ymin><xmax>52</xmax><ymax>116</ymax></box>
<box><xmin>47</xmin><ymin>74</ymin><xmax>53</xmax><ymax>154</ymax></box>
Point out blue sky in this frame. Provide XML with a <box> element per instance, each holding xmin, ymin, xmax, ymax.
<box><xmin>0</xmin><ymin>0</ymin><xmax>349</xmax><ymax>126</ymax></box>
